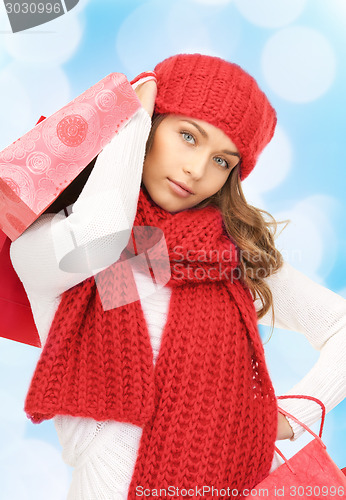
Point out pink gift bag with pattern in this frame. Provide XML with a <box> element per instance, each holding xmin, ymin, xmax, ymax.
<box><xmin>0</xmin><ymin>71</ymin><xmax>156</xmax><ymax>347</ymax></box>
<box><xmin>249</xmin><ymin>395</ymin><xmax>346</xmax><ymax>499</ymax></box>
<box><xmin>0</xmin><ymin>72</ymin><xmax>142</xmax><ymax>241</ymax></box>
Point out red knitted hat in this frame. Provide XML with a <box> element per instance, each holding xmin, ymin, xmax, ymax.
<box><xmin>153</xmin><ymin>53</ymin><xmax>277</xmax><ymax>181</ymax></box>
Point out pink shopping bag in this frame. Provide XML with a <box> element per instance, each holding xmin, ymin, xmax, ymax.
<box><xmin>250</xmin><ymin>395</ymin><xmax>346</xmax><ymax>499</ymax></box>
<box><xmin>0</xmin><ymin>72</ymin><xmax>141</xmax><ymax>241</ymax></box>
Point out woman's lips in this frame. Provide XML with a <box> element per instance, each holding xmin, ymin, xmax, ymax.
<box><xmin>167</xmin><ymin>178</ymin><xmax>193</xmax><ymax>198</ymax></box>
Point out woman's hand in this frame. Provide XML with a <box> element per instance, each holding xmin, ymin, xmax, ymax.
<box><xmin>276</xmin><ymin>411</ymin><xmax>294</xmax><ymax>440</ymax></box>
<box><xmin>134</xmin><ymin>79</ymin><xmax>157</xmax><ymax>118</ymax></box>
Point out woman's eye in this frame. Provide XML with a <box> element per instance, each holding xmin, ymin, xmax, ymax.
<box><xmin>180</xmin><ymin>131</ymin><xmax>230</xmax><ymax>169</ymax></box>
<box><xmin>180</xmin><ymin>131</ymin><xmax>195</xmax><ymax>144</ymax></box>
<box><xmin>214</xmin><ymin>156</ymin><xmax>230</xmax><ymax>169</ymax></box>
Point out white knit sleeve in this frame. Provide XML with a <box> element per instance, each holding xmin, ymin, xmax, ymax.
<box><xmin>10</xmin><ymin>106</ymin><xmax>151</xmax><ymax>297</ymax></box>
<box><xmin>256</xmin><ymin>260</ymin><xmax>346</xmax><ymax>441</ymax></box>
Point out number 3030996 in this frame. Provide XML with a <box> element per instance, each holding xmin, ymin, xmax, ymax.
<box><xmin>289</xmin><ymin>485</ymin><xmax>344</xmax><ymax>497</ymax></box>
<box><xmin>5</xmin><ymin>3</ymin><xmax>62</xmax><ymax>14</ymax></box>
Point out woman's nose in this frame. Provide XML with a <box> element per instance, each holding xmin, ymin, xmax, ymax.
<box><xmin>183</xmin><ymin>154</ymin><xmax>208</xmax><ymax>178</ymax></box>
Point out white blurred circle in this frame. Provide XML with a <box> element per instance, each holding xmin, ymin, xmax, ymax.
<box><xmin>240</xmin><ymin>179</ymin><xmax>266</xmax><ymax>209</ymax></box>
<box><xmin>116</xmin><ymin>0</ymin><xmax>240</xmax><ymax>77</ymax></box>
<box><xmin>1</xmin><ymin>439</ymin><xmax>70</xmax><ymax>500</ymax></box>
<box><xmin>0</xmin><ymin>390</ymin><xmax>27</xmax><ymax>453</ymax></box>
<box><xmin>274</xmin><ymin>195</ymin><xmax>338</xmax><ymax>278</ymax></box>
<box><xmin>64</xmin><ymin>0</ymin><xmax>92</xmax><ymax>16</ymax></box>
<box><xmin>0</xmin><ymin>62</ymin><xmax>71</xmax><ymax>149</ymax></box>
<box><xmin>243</xmin><ymin>125</ymin><xmax>292</xmax><ymax>193</ymax></box>
<box><xmin>328</xmin><ymin>0</ymin><xmax>346</xmax><ymax>17</ymax></box>
<box><xmin>234</xmin><ymin>0</ymin><xmax>307</xmax><ymax>28</ymax></box>
<box><xmin>175</xmin><ymin>47</ymin><xmax>222</xmax><ymax>58</ymax></box>
<box><xmin>278</xmin><ymin>209</ymin><xmax>322</xmax><ymax>276</ymax></box>
<box><xmin>0</xmin><ymin>465</ymin><xmax>29</xmax><ymax>500</ymax></box>
<box><xmin>166</xmin><ymin>3</ymin><xmax>212</xmax><ymax>53</ymax></box>
<box><xmin>0</xmin><ymin>337</ymin><xmax>39</xmax><ymax>369</ymax></box>
<box><xmin>116</xmin><ymin>2</ymin><xmax>174</xmax><ymax>74</ymax></box>
<box><xmin>262</xmin><ymin>27</ymin><xmax>336</xmax><ymax>102</ymax></box>
<box><xmin>4</xmin><ymin>13</ymin><xmax>83</xmax><ymax>65</ymax></box>
<box><xmin>191</xmin><ymin>0</ymin><xmax>232</xmax><ymax>5</ymax></box>
<box><xmin>166</xmin><ymin>1</ymin><xmax>240</xmax><ymax>58</ymax></box>
<box><xmin>0</xmin><ymin>1</ymin><xmax>10</xmax><ymax>31</ymax></box>
<box><xmin>0</xmin><ymin>67</ymin><xmax>32</xmax><ymax>149</ymax></box>
<box><xmin>5</xmin><ymin>61</ymin><xmax>71</xmax><ymax>118</ymax></box>
<box><xmin>275</xmin><ymin>329</ymin><xmax>318</xmax><ymax>376</ymax></box>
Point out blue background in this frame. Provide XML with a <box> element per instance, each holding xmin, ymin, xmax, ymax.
<box><xmin>0</xmin><ymin>0</ymin><xmax>345</xmax><ymax>498</ymax></box>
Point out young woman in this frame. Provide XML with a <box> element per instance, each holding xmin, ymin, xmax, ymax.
<box><xmin>10</xmin><ymin>53</ymin><xmax>346</xmax><ymax>499</ymax></box>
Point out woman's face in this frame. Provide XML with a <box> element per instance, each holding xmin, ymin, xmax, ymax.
<box><xmin>142</xmin><ymin>114</ymin><xmax>240</xmax><ymax>213</ymax></box>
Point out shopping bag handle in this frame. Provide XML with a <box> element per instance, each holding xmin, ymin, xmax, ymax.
<box><xmin>130</xmin><ymin>71</ymin><xmax>157</xmax><ymax>89</ymax></box>
<box><xmin>277</xmin><ymin>394</ymin><xmax>326</xmax><ymax>439</ymax></box>
<box><xmin>274</xmin><ymin>395</ymin><xmax>327</xmax><ymax>473</ymax></box>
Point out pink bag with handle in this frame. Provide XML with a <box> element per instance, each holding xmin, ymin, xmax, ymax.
<box><xmin>0</xmin><ymin>72</ymin><xmax>142</xmax><ymax>241</ymax></box>
<box><xmin>249</xmin><ymin>395</ymin><xmax>346</xmax><ymax>499</ymax></box>
<box><xmin>0</xmin><ymin>71</ymin><xmax>157</xmax><ymax>346</ymax></box>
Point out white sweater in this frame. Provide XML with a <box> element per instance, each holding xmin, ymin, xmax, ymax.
<box><xmin>10</xmin><ymin>107</ymin><xmax>346</xmax><ymax>500</ymax></box>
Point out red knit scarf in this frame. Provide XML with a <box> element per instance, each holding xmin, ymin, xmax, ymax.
<box><xmin>25</xmin><ymin>185</ymin><xmax>278</xmax><ymax>496</ymax></box>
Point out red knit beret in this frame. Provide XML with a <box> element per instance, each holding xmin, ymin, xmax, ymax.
<box><xmin>153</xmin><ymin>53</ymin><xmax>277</xmax><ymax>181</ymax></box>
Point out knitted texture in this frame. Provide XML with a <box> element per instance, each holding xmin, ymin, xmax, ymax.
<box><xmin>24</xmin><ymin>185</ymin><xmax>278</xmax><ymax>495</ymax></box>
<box><xmin>153</xmin><ymin>53</ymin><xmax>277</xmax><ymax>181</ymax></box>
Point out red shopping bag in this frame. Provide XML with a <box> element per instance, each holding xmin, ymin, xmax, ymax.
<box><xmin>250</xmin><ymin>395</ymin><xmax>346</xmax><ymax>499</ymax></box>
<box><xmin>0</xmin><ymin>229</ymin><xmax>41</xmax><ymax>347</ymax></box>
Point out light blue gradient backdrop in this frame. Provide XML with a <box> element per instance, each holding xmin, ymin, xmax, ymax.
<box><xmin>0</xmin><ymin>1</ymin><xmax>345</xmax><ymax>498</ymax></box>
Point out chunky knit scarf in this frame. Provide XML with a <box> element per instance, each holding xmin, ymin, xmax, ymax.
<box><xmin>25</xmin><ymin>185</ymin><xmax>278</xmax><ymax>496</ymax></box>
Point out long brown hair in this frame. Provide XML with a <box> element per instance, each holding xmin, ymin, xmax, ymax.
<box><xmin>44</xmin><ymin>112</ymin><xmax>290</xmax><ymax>341</ymax></box>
